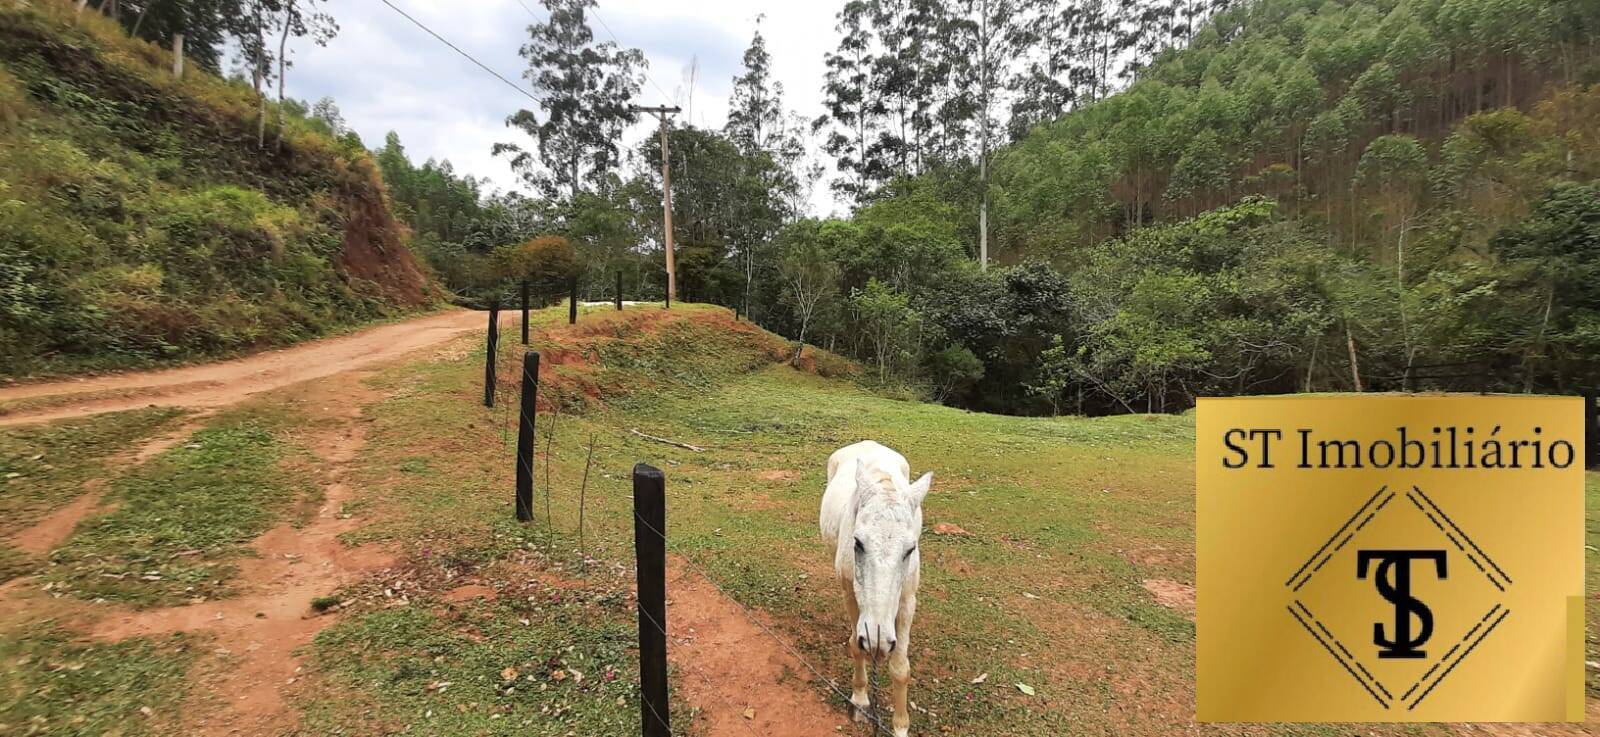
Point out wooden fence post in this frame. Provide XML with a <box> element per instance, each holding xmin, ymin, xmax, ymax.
<box><xmin>616</xmin><ymin>270</ymin><xmax>623</xmax><ymax>311</ymax></box>
<box><xmin>632</xmin><ymin>464</ymin><xmax>670</xmax><ymax>737</ymax></box>
<box><xmin>1585</xmin><ymin>391</ymin><xmax>1598</xmax><ymax>470</ymax></box>
<box><xmin>569</xmin><ymin>277</ymin><xmax>579</xmax><ymax>325</ymax></box>
<box><xmin>483</xmin><ymin>299</ymin><xmax>499</xmax><ymax>408</ymax></box>
<box><xmin>515</xmin><ymin>352</ymin><xmax>539</xmax><ymax>521</ymax></box>
<box><xmin>520</xmin><ymin>280</ymin><xmax>530</xmax><ymax>345</ymax></box>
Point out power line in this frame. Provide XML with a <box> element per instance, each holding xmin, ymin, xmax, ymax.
<box><xmin>588</xmin><ymin>7</ymin><xmax>676</xmax><ymax>104</ymax></box>
<box><xmin>379</xmin><ymin>0</ymin><xmax>544</xmax><ymax>105</ymax></box>
<box><xmin>512</xmin><ymin>0</ymin><xmax>543</xmax><ymax>23</ymax></box>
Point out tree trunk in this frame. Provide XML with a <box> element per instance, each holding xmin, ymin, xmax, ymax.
<box><xmin>253</xmin><ymin>10</ymin><xmax>266</xmax><ymax>149</ymax></box>
<box><xmin>1524</xmin><ymin>281</ymin><xmax>1555</xmax><ymax>393</ymax></box>
<box><xmin>275</xmin><ymin>10</ymin><xmax>291</xmax><ymax>153</ymax></box>
<box><xmin>1396</xmin><ymin>215</ymin><xmax>1411</xmax><ymax>391</ymax></box>
<box><xmin>791</xmin><ymin>313</ymin><xmax>810</xmax><ymax>367</ymax></box>
<box><xmin>1305</xmin><ymin>339</ymin><xmax>1317</xmax><ymax>393</ymax></box>
<box><xmin>131</xmin><ymin>2</ymin><xmax>150</xmax><ymax>36</ymax></box>
<box><xmin>979</xmin><ymin>156</ymin><xmax>989</xmax><ymax>271</ymax></box>
<box><xmin>1344</xmin><ymin>319</ymin><xmax>1363</xmax><ymax>392</ymax></box>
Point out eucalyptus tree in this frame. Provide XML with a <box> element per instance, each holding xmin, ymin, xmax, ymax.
<box><xmin>817</xmin><ymin>0</ymin><xmax>887</xmax><ymax>204</ymax></box>
<box><xmin>727</xmin><ymin>23</ymin><xmax>783</xmax><ymax>155</ymax></box>
<box><xmin>869</xmin><ymin>0</ymin><xmax>946</xmax><ymax>177</ymax></box>
<box><xmin>495</xmin><ymin>0</ymin><xmax>646</xmax><ymax>202</ymax></box>
<box><xmin>944</xmin><ymin>0</ymin><xmax>1024</xmax><ymax>269</ymax></box>
<box><xmin>728</xmin><ymin>21</ymin><xmax>818</xmax><ymax>205</ymax></box>
<box><xmin>270</xmin><ymin>0</ymin><xmax>337</xmax><ymax>151</ymax></box>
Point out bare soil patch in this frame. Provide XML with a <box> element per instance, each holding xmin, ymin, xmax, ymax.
<box><xmin>666</xmin><ymin>556</ymin><xmax>851</xmax><ymax>737</ymax></box>
<box><xmin>9</xmin><ymin>490</ymin><xmax>102</xmax><ymax>555</ymax></box>
<box><xmin>1140</xmin><ymin>578</ymin><xmax>1196</xmax><ymax>618</ymax></box>
<box><xmin>931</xmin><ymin>522</ymin><xmax>972</xmax><ymax>537</ymax></box>
<box><xmin>441</xmin><ymin>583</ymin><xmax>499</xmax><ymax>603</ymax></box>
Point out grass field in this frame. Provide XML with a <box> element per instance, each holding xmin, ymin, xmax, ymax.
<box><xmin>290</xmin><ymin>304</ymin><xmax>1599</xmax><ymax>735</ymax></box>
<box><xmin>1</xmin><ymin>304</ymin><xmax>1594</xmax><ymax>736</ymax></box>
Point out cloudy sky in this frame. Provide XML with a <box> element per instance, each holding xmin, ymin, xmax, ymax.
<box><xmin>287</xmin><ymin>0</ymin><xmax>841</xmax><ymax>214</ymax></box>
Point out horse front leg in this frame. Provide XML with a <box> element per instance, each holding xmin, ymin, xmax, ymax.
<box><xmin>843</xmin><ymin>577</ymin><xmax>871</xmax><ymax>720</ymax></box>
<box><xmin>889</xmin><ymin>593</ymin><xmax>916</xmax><ymax>737</ymax></box>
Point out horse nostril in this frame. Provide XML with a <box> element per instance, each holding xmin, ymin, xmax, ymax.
<box><xmin>858</xmin><ymin>635</ymin><xmax>867</xmax><ymax>651</ymax></box>
<box><xmin>887</xmin><ymin>638</ymin><xmax>897</xmax><ymax>653</ymax></box>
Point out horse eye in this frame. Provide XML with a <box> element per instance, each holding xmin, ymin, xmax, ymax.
<box><xmin>854</xmin><ymin>538</ymin><xmax>865</xmax><ymax>554</ymax></box>
<box><xmin>904</xmin><ymin>546</ymin><xmax>916</xmax><ymax>559</ymax></box>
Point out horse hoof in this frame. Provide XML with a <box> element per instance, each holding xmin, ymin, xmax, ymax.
<box><xmin>851</xmin><ymin>703</ymin><xmax>870</xmax><ymax>723</ymax></box>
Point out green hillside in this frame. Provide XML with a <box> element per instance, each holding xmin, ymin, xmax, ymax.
<box><xmin>754</xmin><ymin>0</ymin><xmax>1600</xmax><ymax>415</ymax></box>
<box><xmin>0</xmin><ymin>2</ymin><xmax>436</xmax><ymax>376</ymax></box>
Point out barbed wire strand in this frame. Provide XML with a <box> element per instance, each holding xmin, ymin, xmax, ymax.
<box><xmin>482</xmin><ymin>321</ymin><xmax>892</xmax><ymax>736</ymax></box>
<box><xmin>492</xmin><ymin>407</ymin><xmax>893</xmax><ymax>735</ymax></box>
<box><xmin>634</xmin><ymin>597</ymin><xmax>767</xmax><ymax>737</ymax></box>
<box><xmin>632</xmin><ymin>509</ymin><xmax>896</xmax><ymax>737</ymax></box>
<box><xmin>492</xmin><ymin>423</ymin><xmax>768</xmax><ymax>737</ymax></box>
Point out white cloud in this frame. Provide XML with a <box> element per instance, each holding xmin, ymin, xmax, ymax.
<box><xmin>285</xmin><ymin>0</ymin><xmax>843</xmax><ymax>214</ymax></box>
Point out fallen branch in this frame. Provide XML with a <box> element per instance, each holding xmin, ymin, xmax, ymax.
<box><xmin>629</xmin><ymin>428</ymin><xmax>704</xmax><ymax>453</ymax></box>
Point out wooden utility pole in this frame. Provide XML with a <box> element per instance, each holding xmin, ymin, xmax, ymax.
<box><xmin>630</xmin><ymin>105</ymin><xmax>682</xmax><ymax>306</ymax></box>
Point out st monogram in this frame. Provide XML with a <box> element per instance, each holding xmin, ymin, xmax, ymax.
<box><xmin>1357</xmin><ymin>549</ymin><xmax>1447</xmax><ymax>660</ymax></box>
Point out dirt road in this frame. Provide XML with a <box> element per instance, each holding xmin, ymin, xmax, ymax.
<box><xmin>0</xmin><ymin>309</ymin><xmax>500</xmax><ymax>426</ymax></box>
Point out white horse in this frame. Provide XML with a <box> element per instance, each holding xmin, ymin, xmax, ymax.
<box><xmin>819</xmin><ymin>441</ymin><xmax>932</xmax><ymax>737</ymax></box>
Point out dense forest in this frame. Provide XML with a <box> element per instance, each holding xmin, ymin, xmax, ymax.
<box><xmin>0</xmin><ymin>1</ymin><xmax>432</xmax><ymax>375</ymax></box>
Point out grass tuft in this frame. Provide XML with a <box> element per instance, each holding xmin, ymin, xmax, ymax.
<box><xmin>0</xmin><ymin>626</ymin><xmax>196</xmax><ymax>736</ymax></box>
<box><xmin>44</xmin><ymin>408</ymin><xmax>307</xmax><ymax>606</ymax></box>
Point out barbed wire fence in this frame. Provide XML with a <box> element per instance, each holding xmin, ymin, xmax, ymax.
<box><xmin>474</xmin><ymin>299</ymin><xmax>897</xmax><ymax>737</ymax></box>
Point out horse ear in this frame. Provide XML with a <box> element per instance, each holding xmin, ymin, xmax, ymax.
<box><xmin>852</xmin><ymin>462</ymin><xmax>873</xmax><ymax>511</ymax></box>
<box><xmin>908</xmin><ymin>472</ymin><xmax>933</xmax><ymax>506</ymax></box>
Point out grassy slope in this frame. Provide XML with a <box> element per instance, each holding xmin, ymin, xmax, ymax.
<box><xmin>0</xmin><ymin>2</ymin><xmax>433</xmax><ymax>377</ymax></box>
<box><xmin>295</xmin><ymin>304</ymin><xmax>1600</xmax><ymax>735</ymax></box>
